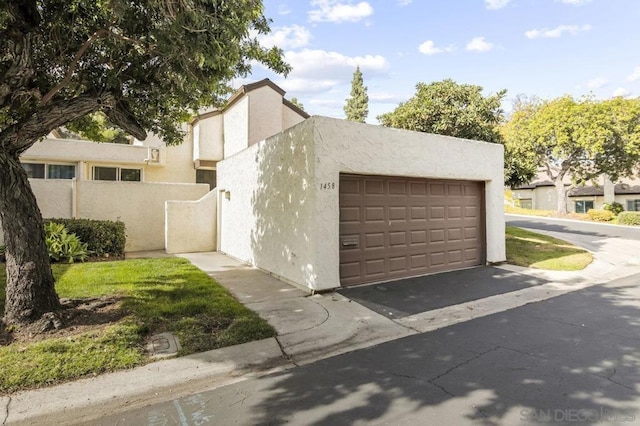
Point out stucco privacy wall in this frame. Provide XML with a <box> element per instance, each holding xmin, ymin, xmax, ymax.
<box><xmin>218</xmin><ymin>116</ymin><xmax>506</xmax><ymax>291</ymax></box>
<box><xmin>165</xmin><ymin>190</ymin><xmax>217</xmax><ymax>254</ymax></box>
<box><xmin>76</xmin><ymin>181</ymin><xmax>208</xmax><ymax>251</ymax></box>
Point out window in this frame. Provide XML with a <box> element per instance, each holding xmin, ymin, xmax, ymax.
<box><xmin>23</xmin><ymin>163</ymin><xmax>45</xmax><ymax>179</ymax></box>
<box><xmin>48</xmin><ymin>164</ymin><xmax>75</xmax><ymax>179</ymax></box>
<box><xmin>196</xmin><ymin>169</ymin><xmax>217</xmax><ymax>190</ymax></box>
<box><xmin>627</xmin><ymin>200</ymin><xmax>640</xmax><ymax>212</ymax></box>
<box><xmin>575</xmin><ymin>200</ymin><xmax>594</xmax><ymax>214</ymax></box>
<box><xmin>519</xmin><ymin>199</ymin><xmax>532</xmax><ymax>209</ymax></box>
<box><xmin>22</xmin><ymin>162</ymin><xmax>74</xmax><ymax>179</ymax></box>
<box><xmin>93</xmin><ymin>167</ymin><xmax>141</xmax><ymax>182</ymax></box>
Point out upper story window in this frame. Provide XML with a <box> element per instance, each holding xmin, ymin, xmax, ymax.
<box><xmin>93</xmin><ymin>166</ymin><xmax>141</xmax><ymax>182</ymax></box>
<box><xmin>22</xmin><ymin>162</ymin><xmax>75</xmax><ymax>179</ymax></box>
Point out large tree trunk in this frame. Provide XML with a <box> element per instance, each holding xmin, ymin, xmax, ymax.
<box><xmin>555</xmin><ymin>177</ymin><xmax>568</xmax><ymax>214</ymax></box>
<box><xmin>0</xmin><ymin>150</ymin><xmax>59</xmax><ymax>325</ymax></box>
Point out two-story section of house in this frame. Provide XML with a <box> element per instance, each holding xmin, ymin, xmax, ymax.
<box><xmin>13</xmin><ymin>79</ymin><xmax>309</xmax><ymax>252</ymax></box>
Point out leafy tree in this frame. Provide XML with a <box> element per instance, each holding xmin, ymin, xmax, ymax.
<box><xmin>503</xmin><ymin>96</ymin><xmax>640</xmax><ymax>213</ymax></box>
<box><xmin>378</xmin><ymin>79</ymin><xmax>506</xmax><ymax>144</ymax></box>
<box><xmin>66</xmin><ymin>112</ymin><xmax>131</xmax><ymax>144</ymax></box>
<box><xmin>344</xmin><ymin>66</ymin><xmax>368</xmax><ymax>123</ymax></box>
<box><xmin>289</xmin><ymin>97</ymin><xmax>305</xmax><ymax>111</ymax></box>
<box><xmin>0</xmin><ymin>0</ymin><xmax>289</xmax><ymax>325</ymax></box>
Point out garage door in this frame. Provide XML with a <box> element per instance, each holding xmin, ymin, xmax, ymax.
<box><xmin>339</xmin><ymin>174</ymin><xmax>485</xmax><ymax>286</ymax></box>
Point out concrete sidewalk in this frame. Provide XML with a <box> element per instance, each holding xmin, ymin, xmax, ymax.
<box><xmin>5</xmin><ymin>247</ymin><xmax>640</xmax><ymax>425</ymax></box>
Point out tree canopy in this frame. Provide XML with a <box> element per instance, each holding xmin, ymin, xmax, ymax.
<box><xmin>0</xmin><ymin>0</ymin><xmax>289</xmax><ymax>325</ymax></box>
<box><xmin>344</xmin><ymin>66</ymin><xmax>368</xmax><ymax>123</ymax></box>
<box><xmin>377</xmin><ymin>79</ymin><xmax>506</xmax><ymax>144</ymax></box>
<box><xmin>503</xmin><ymin>95</ymin><xmax>640</xmax><ymax>213</ymax></box>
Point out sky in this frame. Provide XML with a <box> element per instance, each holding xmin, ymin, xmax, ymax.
<box><xmin>243</xmin><ymin>0</ymin><xmax>640</xmax><ymax>123</ymax></box>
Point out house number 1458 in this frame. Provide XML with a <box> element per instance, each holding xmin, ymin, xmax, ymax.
<box><xmin>320</xmin><ymin>182</ymin><xmax>336</xmax><ymax>190</ymax></box>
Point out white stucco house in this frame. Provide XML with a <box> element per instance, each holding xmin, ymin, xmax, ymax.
<box><xmin>14</xmin><ymin>79</ymin><xmax>506</xmax><ymax>291</ymax></box>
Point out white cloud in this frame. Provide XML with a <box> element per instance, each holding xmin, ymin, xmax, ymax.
<box><xmin>418</xmin><ymin>40</ymin><xmax>454</xmax><ymax>56</ymax></box>
<box><xmin>586</xmin><ymin>77</ymin><xmax>608</xmax><ymax>89</ymax></box>
<box><xmin>525</xmin><ymin>24</ymin><xmax>592</xmax><ymax>39</ymax></box>
<box><xmin>258</xmin><ymin>25</ymin><xmax>311</xmax><ymax>50</ymax></box>
<box><xmin>627</xmin><ymin>66</ymin><xmax>640</xmax><ymax>82</ymax></box>
<box><xmin>276</xmin><ymin>48</ymin><xmax>389</xmax><ymax>95</ymax></box>
<box><xmin>556</xmin><ymin>0</ymin><xmax>591</xmax><ymax>5</ymax></box>
<box><xmin>397</xmin><ymin>0</ymin><xmax>413</xmax><ymax>5</ymax></box>
<box><xmin>278</xmin><ymin>4</ymin><xmax>292</xmax><ymax>15</ymax></box>
<box><xmin>613</xmin><ymin>87</ymin><xmax>631</xmax><ymax>97</ymax></box>
<box><xmin>308</xmin><ymin>0</ymin><xmax>373</xmax><ymax>23</ymax></box>
<box><xmin>369</xmin><ymin>92</ymin><xmax>407</xmax><ymax>104</ymax></box>
<box><xmin>466</xmin><ymin>37</ymin><xmax>494</xmax><ymax>52</ymax></box>
<box><xmin>485</xmin><ymin>0</ymin><xmax>510</xmax><ymax>9</ymax></box>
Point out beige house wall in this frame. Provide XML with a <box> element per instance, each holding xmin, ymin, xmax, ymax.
<box><xmin>193</xmin><ymin>114</ymin><xmax>224</xmax><ymax>163</ymax></box>
<box><xmin>248</xmin><ymin>86</ymin><xmax>285</xmax><ymax>147</ymax></box>
<box><xmin>223</xmin><ymin>97</ymin><xmax>250</xmax><ymax>158</ymax></box>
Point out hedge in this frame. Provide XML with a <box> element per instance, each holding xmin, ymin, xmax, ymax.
<box><xmin>45</xmin><ymin>218</ymin><xmax>126</xmax><ymax>256</ymax></box>
<box><xmin>618</xmin><ymin>211</ymin><xmax>640</xmax><ymax>226</ymax></box>
<box><xmin>587</xmin><ymin>209</ymin><xmax>614</xmax><ymax>222</ymax></box>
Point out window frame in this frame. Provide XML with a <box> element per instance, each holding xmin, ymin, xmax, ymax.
<box><xmin>575</xmin><ymin>200</ymin><xmax>594</xmax><ymax>214</ymax></box>
<box><xmin>92</xmin><ymin>166</ymin><xmax>143</xmax><ymax>182</ymax></box>
<box><xmin>627</xmin><ymin>199</ymin><xmax>640</xmax><ymax>212</ymax></box>
<box><xmin>22</xmin><ymin>162</ymin><xmax>76</xmax><ymax>179</ymax></box>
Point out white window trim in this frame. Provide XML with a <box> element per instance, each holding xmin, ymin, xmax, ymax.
<box><xmin>91</xmin><ymin>165</ymin><xmax>143</xmax><ymax>182</ymax></box>
<box><xmin>22</xmin><ymin>161</ymin><xmax>76</xmax><ymax>179</ymax></box>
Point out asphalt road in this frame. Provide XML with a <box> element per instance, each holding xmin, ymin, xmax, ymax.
<box><xmin>506</xmin><ymin>213</ymin><xmax>640</xmax><ymax>244</ymax></box>
<box><xmin>98</xmin><ymin>272</ymin><xmax>640</xmax><ymax>426</ymax></box>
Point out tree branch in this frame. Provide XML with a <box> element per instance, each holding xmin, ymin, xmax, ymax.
<box><xmin>39</xmin><ymin>28</ymin><xmax>111</xmax><ymax>106</ymax></box>
<box><xmin>0</xmin><ymin>35</ymin><xmax>37</xmax><ymax>109</ymax></box>
<box><xmin>1</xmin><ymin>92</ymin><xmax>117</xmax><ymax>155</ymax></box>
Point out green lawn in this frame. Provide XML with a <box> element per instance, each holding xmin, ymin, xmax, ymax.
<box><xmin>0</xmin><ymin>258</ymin><xmax>275</xmax><ymax>393</ymax></box>
<box><xmin>505</xmin><ymin>226</ymin><xmax>593</xmax><ymax>271</ymax></box>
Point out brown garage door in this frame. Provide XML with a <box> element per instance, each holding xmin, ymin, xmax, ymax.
<box><xmin>339</xmin><ymin>174</ymin><xmax>485</xmax><ymax>286</ymax></box>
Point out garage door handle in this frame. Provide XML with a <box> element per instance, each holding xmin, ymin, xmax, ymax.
<box><xmin>342</xmin><ymin>240</ymin><xmax>359</xmax><ymax>247</ymax></box>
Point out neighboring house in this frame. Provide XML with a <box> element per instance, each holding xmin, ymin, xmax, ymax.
<box><xmin>11</xmin><ymin>79</ymin><xmax>308</xmax><ymax>251</ymax></box>
<box><xmin>10</xmin><ymin>79</ymin><xmax>507</xmax><ymax>292</ymax></box>
<box><xmin>512</xmin><ymin>173</ymin><xmax>640</xmax><ymax>213</ymax></box>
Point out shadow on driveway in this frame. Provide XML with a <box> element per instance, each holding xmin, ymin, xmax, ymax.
<box><xmin>338</xmin><ymin>266</ymin><xmax>550</xmax><ymax>318</ymax></box>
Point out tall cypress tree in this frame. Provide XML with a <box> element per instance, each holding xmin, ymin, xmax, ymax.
<box><xmin>344</xmin><ymin>66</ymin><xmax>369</xmax><ymax>123</ymax></box>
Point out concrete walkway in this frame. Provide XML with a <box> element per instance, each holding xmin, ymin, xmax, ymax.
<box><xmin>5</xmin><ymin>245</ymin><xmax>640</xmax><ymax>425</ymax></box>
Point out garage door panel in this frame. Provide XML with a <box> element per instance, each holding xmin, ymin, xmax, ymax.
<box><xmin>340</xmin><ymin>175</ymin><xmax>485</xmax><ymax>286</ymax></box>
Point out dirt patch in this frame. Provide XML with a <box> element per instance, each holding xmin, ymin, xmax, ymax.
<box><xmin>0</xmin><ymin>296</ymin><xmax>128</xmax><ymax>346</ymax></box>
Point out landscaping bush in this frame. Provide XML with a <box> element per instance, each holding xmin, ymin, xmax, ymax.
<box><xmin>587</xmin><ymin>209</ymin><xmax>614</xmax><ymax>222</ymax></box>
<box><xmin>45</xmin><ymin>218</ymin><xmax>125</xmax><ymax>256</ymax></box>
<box><xmin>603</xmin><ymin>202</ymin><xmax>624</xmax><ymax>215</ymax></box>
<box><xmin>45</xmin><ymin>222</ymin><xmax>89</xmax><ymax>263</ymax></box>
<box><xmin>618</xmin><ymin>211</ymin><xmax>640</xmax><ymax>226</ymax></box>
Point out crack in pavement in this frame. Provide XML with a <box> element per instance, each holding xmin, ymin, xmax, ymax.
<box><xmin>277</xmin><ymin>297</ymin><xmax>331</xmax><ymax>337</ymax></box>
<box><xmin>430</xmin><ymin>346</ymin><xmax>500</xmax><ymax>384</ymax></box>
<box><xmin>274</xmin><ymin>336</ymin><xmax>299</xmax><ymax>367</ymax></box>
<box><xmin>1</xmin><ymin>396</ymin><xmax>10</xmax><ymax>426</ymax></box>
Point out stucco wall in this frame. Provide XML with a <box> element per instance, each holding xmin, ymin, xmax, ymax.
<box><xmin>142</xmin><ymin>131</ymin><xmax>195</xmax><ymax>184</ymax></box>
<box><xmin>248</xmin><ymin>86</ymin><xmax>284</xmax><ymax>147</ymax></box>
<box><xmin>533</xmin><ymin>186</ymin><xmax>557</xmax><ymax>210</ymax></box>
<box><xmin>165</xmin><ymin>190</ymin><xmax>217</xmax><ymax>253</ymax></box>
<box><xmin>194</xmin><ymin>114</ymin><xmax>224</xmax><ymax>162</ymax></box>
<box><xmin>218</xmin><ymin>116</ymin><xmax>505</xmax><ymax>291</ymax></box>
<box><xmin>23</xmin><ymin>138</ymin><xmax>149</xmax><ymax>164</ymax></box>
<box><xmin>283</xmin><ymin>104</ymin><xmax>305</xmax><ymax>130</ymax></box>
<box><xmin>30</xmin><ymin>179</ymin><xmax>74</xmax><ymax>218</ymax></box>
<box><xmin>223</xmin><ymin>97</ymin><xmax>249</xmax><ymax>158</ymax></box>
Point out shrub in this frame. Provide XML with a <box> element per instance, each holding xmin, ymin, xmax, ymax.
<box><xmin>45</xmin><ymin>222</ymin><xmax>89</xmax><ymax>263</ymax></box>
<box><xmin>603</xmin><ymin>202</ymin><xmax>624</xmax><ymax>215</ymax></box>
<box><xmin>587</xmin><ymin>209</ymin><xmax>614</xmax><ymax>222</ymax></box>
<box><xmin>45</xmin><ymin>219</ymin><xmax>126</xmax><ymax>256</ymax></box>
<box><xmin>618</xmin><ymin>211</ymin><xmax>640</xmax><ymax>226</ymax></box>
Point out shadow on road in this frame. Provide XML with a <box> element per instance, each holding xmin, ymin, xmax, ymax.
<box><xmin>338</xmin><ymin>266</ymin><xmax>549</xmax><ymax>318</ymax></box>
<box><xmin>246</xmin><ymin>274</ymin><xmax>640</xmax><ymax>424</ymax></box>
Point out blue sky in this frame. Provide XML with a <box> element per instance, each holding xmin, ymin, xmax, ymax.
<box><xmin>245</xmin><ymin>0</ymin><xmax>640</xmax><ymax>123</ymax></box>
